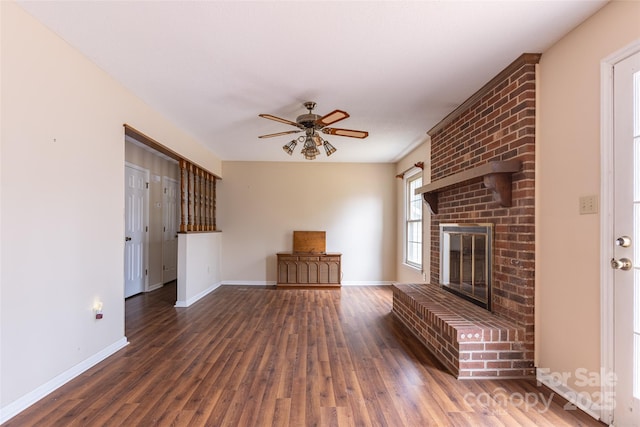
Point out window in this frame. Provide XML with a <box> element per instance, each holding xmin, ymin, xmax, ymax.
<box><xmin>405</xmin><ymin>171</ymin><xmax>423</xmax><ymax>268</ymax></box>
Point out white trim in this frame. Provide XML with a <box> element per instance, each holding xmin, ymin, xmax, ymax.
<box><xmin>536</xmin><ymin>369</ymin><xmax>601</xmax><ymax>421</ymax></box>
<box><xmin>219</xmin><ymin>280</ymin><xmax>393</xmax><ymax>287</ymax></box>
<box><xmin>161</xmin><ymin>175</ymin><xmax>179</xmax><ymax>285</ymax></box>
<box><xmin>600</xmin><ymin>39</ymin><xmax>640</xmax><ymax>426</ymax></box>
<box><xmin>174</xmin><ymin>281</ymin><xmax>222</xmax><ymax>307</ymax></box>
<box><xmin>402</xmin><ymin>262</ymin><xmax>422</xmax><ymax>272</ymax></box>
<box><xmin>124</xmin><ymin>161</ymin><xmax>149</xmax><ymax>173</ymax></box>
<box><xmin>147</xmin><ymin>282</ymin><xmax>164</xmax><ymax>292</ymax></box>
<box><xmin>341</xmin><ymin>281</ymin><xmax>393</xmax><ymax>286</ymax></box>
<box><xmin>404</xmin><ymin>169</ymin><xmax>423</xmax><ymax>270</ymax></box>
<box><xmin>600</xmin><ymin>51</ymin><xmax>616</xmax><ymax>427</ymax></box>
<box><xmin>221</xmin><ymin>280</ymin><xmax>277</xmax><ymax>286</ymax></box>
<box><xmin>0</xmin><ymin>338</ymin><xmax>129</xmax><ymax>424</ymax></box>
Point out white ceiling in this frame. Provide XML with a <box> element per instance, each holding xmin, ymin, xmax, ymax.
<box><xmin>18</xmin><ymin>0</ymin><xmax>607</xmax><ymax>163</ymax></box>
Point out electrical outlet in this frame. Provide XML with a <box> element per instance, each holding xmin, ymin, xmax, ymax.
<box><xmin>579</xmin><ymin>195</ymin><xmax>598</xmax><ymax>215</ymax></box>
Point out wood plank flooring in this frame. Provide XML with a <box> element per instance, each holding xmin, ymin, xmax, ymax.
<box><xmin>4</xmin><ymin>284</ymin><xmax>605</xmax><ymax>426</ymax></box>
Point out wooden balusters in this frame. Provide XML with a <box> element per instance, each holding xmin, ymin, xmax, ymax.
<box><xmin>197</xmin><ymin>169</ymin><xmax>202</xmax><ymax>230</ymax></box>
<box><xmin>203</xmin><ymin>172</ymin><xmax>210</xmax><ymax>231</ymax></box>
<box><xmin>191</xmin><ymin>168</ymin><xmax>196</xmax><ymax>231</ymax></box>
<box><xmin>211</xmin><ymin>174</ymin><xmax>217</xmax><ymax>230</ymax></box>
<box><xmin>180</xmin><ymin>160</ymin><xmax>188</xmax><ymax>233</ymax></box>
<box><xmin>179</xmin><ymin>159</ymin><xmax>217</xmax><ymax>232</ymax></box>
<box><xmin>203</xmin><ymin>171</ymin><xmax>214</xmax><ymax>231</ymax></box>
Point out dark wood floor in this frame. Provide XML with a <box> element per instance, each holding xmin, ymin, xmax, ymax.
<box><xmin>4</xmin><ymin>284</ymin><xmax>604</xmax><ymax>426</ymax></box>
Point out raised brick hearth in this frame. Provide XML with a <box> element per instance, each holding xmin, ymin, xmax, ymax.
<box><xmin>392</xmin><ymin>284</ymin><xmax>534</xmax><ymax>379</ymax></box>
<box><xmin>392</xmin><ymin>53</ymin><xmax>538</xmax><ymax>379</ymax></box>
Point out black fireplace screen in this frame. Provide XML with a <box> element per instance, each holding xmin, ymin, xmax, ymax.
<box><xmin>440</xmin><ymin>224</ymin><xmax>493</xmax><ymax>310</ymax></box>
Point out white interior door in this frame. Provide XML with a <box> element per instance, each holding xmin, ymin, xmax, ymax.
<box><xmin>125</xmin><ymin>164</ymin><xmax>148</xmax><ymax>298</ymax></box>
<box><xmin>613</xmin><ymin>50</ymin><xmax>640</xmax><ymax>426</ymax></box>
<box><xmin>162</xmin><ymin>176</ymin><xmax>179</xmax><ymax>283</ymax></box>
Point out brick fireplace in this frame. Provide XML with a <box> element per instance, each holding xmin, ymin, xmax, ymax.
<box><xmin>392</xmin><ymin>53</ymin><xmax>539</xmax><ymax>379</ymax></box>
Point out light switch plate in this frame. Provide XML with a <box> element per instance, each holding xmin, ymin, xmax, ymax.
<box><xmin>579</xmin><ymin>195</ymin><xmax>598</xmax><ymax>215</ymax></box>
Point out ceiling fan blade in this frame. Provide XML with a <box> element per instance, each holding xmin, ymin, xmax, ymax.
<box><xmin>316</xmin><ymin>109</ymin><xmax>349</xmax><ymax>126</ymax></box>
<box><xmin>259</xmin><ymin>113</ymin><xmax>299</xmax><ymax>127</ymax></box>
<box><xmin>322</xmin><ymin>128</ymin><xmax>369</xmax><ymax>139</ymax></box>
<box><xmin>258</xmin><ymin>130</ymin><xmax>302</xmax><ymax>139</ymax></box>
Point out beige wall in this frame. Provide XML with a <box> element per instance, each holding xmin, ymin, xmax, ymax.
<box><xmin>218</xmin><ymin>162</ymin><xmax>397</xmax><ymax>284</ymax></box>
<box><xmin>395</xmin><ymin>141</ymin><xmax>431</xmax><ymax>283</ymax></box>
<box><xmin>177</xmin><ymin>232</ymin><xmax>222</xmax><ymax>306</ymax></box>
<box><xmin>537</xmin><ymin>0</ymin><xmax>640</xmax><ymax>396</ymax></box>
<box><xmin>0</xmin><ymin>2</ymin><xmax>221</xmax><ymax>416</ymax></box>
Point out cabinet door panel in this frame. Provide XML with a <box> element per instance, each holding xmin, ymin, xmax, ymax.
<box><xmin>308</xmin><ymin>262</ymin><xmax>319</xmax><ymax>283</ymax></box>
<box><xmin>297</xmin><ymin>262</ymin><xmax>308</xmax><ymax>283</ymax></box>
<box><xmin>329</xmin><ymin>262</ymin><xmax>340</xmax><ymax>283</ymax></box>
<box><xmin>319</xmin><ymin>262</ymin><xmax>329</xmax><ymax>283</ymax></box>
<box><xmin>278</xmin><ymin>261</ymin><xmax>288</xmax><ymax>283</ymax></box>
<box><xmin>287</xmin><ymin>262</ymin><xmax>297</xmax><ymax>283</ymax></box>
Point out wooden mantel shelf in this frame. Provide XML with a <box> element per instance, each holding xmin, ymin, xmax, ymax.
<box><xmin>415</xmin><ymin>160</ymin><xmax>521</xmax><ymax>214</ymax></box>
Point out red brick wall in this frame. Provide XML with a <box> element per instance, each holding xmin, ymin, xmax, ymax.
<box><xmin>428</xmin><ymin>54</ymin><xmax>539</xmax><ymax>361</ymax></box>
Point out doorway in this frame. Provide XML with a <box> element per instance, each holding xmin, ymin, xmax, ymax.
<box><xmin>124</xmin><ymin>136</ymin><xmax>180</xmax><ymax>300</ymax></box>
<box><xmin>612</xmin><ymin>49</ymin><xmax>640</xmax><ymax>427</ymax></box>
<box><xmin>602</xmin><ymin>44</ymin><xmax>640</xmax><ymax>426</ymax></box>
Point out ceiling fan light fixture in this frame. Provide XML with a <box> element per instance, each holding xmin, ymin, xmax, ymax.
<box><xmin>312</xmin><ymin>133</ymin><xmax>323</xmax><ymax>146</ymax></box>
<box><xmin>302</xmin><ymin>147</ymin><xmax>319</xmax><ymax>160</ymax></box>
<box><xmin>301</xmin><ymin>138</ymin><xmax>320</xmax><ymax>160</ymax></box>
<box><xmin>282</xmin><ymin>140</ymin><xmax>297</xmax><ymax>155</ymax></box>
<box><xmin>323</xmin><ymin>141</ymin><xmax>337</xmax><ymax>156</ymax></box>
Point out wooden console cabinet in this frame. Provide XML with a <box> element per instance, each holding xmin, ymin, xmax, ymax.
<box><xmin>277</xmin><ymin>252</ymin><xmax>341</xmax><ymax>287</ymax></box>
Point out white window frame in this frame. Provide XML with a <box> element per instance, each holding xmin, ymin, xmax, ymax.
<box><xmin>405</xmin><ymin>170</ymin><xmax>423</xmax><ymax>269</ymax></box>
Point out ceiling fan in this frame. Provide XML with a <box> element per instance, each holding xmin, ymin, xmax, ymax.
<box><xmin>258</xmin><ymin>101</ymin><xmax>369</xmax><ymax>160</ymax></box>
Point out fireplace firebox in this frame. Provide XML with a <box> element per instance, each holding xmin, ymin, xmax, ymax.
<box><xmin>440</xmin><ymin>223</ymin><xmax>493</xmax><ymax>310</ymax></box>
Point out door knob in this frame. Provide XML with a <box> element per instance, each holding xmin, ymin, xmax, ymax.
<box><xmin>125</xmin><ymin>236</ymin><xmax>132</xmax><ymax>241</ymax></box>
<box><xmin>611</xmin><ymin>257</ymin><xmax>632</xmax><ymax>271</ymax></box>
<box><xmin>615</xmin><ymin>236</ymin><xmax>632</xmax><ymax>247</ymax></box>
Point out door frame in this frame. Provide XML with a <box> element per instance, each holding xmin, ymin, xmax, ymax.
<box><xmin>162</xmin><ymin>175</ymin><xmax>179</xmax><ymax>284</ymax></box>
<box><xmin>124</xmin><ymin>161</ymin><xmax>150</xmax><ymax>295</ymax></box>
<box><xmin>600</xmin><ymin>39</ymin><xmax>640</xmax><ymax>426</ymax></box>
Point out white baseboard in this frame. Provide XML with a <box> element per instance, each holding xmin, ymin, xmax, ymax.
<box><xmin>221</xmin><ymin>280</ymin><xmax>277</xmax><ymax>286</ymax></box>
<box><xmin>219</xmin><ymin>280</ymin><xmax>392</xmax><ymax>287</ymax></box>
<box><xmin>341</xmin><ymin>281</ymin><xmax>393</xmax><ymax>286</ymax></box>
<box><xmin>535</xmin><ymin>369</ymin><xmax>602</xmax><ymax>421</ymax></box>
<box><xmin>147</xmin><ymin>282</ymin><xmax>163</xmax><ymax>292</ymax></box>
<box><xmin>0</xmin><ymin>337</ymin><xmax>129</xmax><ymax>424</ymax></box>
<box><xmin>174</xmin><ymin>281</ymin><xmax>222</xmax><ymax>307</ymax></box>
